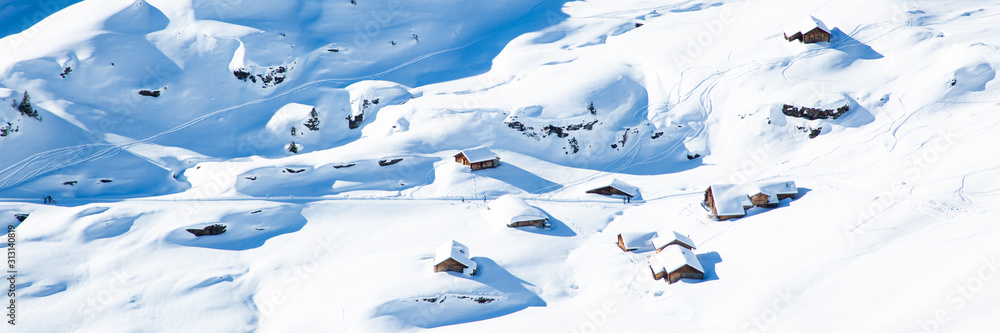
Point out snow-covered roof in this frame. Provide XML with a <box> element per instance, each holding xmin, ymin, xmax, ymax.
<box><xmin>591</xmin><ymin>178</ymin><xmax>639</xmax><ymax>197</ymax></box>
<box><xmin>651</xmin><ymin>231</ymin><xmax>696</xmax><ymax>250</ymax></box>
<box><xmin>491</xmin><ymin>195</ymin><xmax>547</xmax><ymax>224</ymax></box>
<box><xmin>709</xmin><ymin>180</ymin><xmax>797</xmax><ymax>216</ymax></box>
<box><xmin>619</xmin><ymin>231</ymin><xmax>658</xmax><ymax>250</ymax></box>
<box><xmin>708</xmin><ymin>184</ymin><xmax>751</xmax><ymax>217</ymax></box>
<box><xmin>758</xmin><ymin>180</ymin><xmax>797</xmax><ymax>196</ymax></box>
<box><xmin>434</xmin><ymin>240</ymin><xmax>477</xmax><ymax>271</ymax></box>
<box><xmin>649</xmin><ymin>246</ymin><xmax>704</xmax><ymax>275</ymax></box>
<box><xmin>783</xmin><ymin>16</ymin><xmax>830</xmax><ymax>37</ymax></box>
<box><xmin>456</xmin><ymin>147</ymin><xmax>499</xmax><ymax>163</ymax></box>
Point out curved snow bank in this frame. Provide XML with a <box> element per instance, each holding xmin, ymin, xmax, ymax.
<box><xmin>347</xmin><ymin>80</ymin><xmax>413</xmax><ymax>134</ymax></box>
<box><xmin>373</xmin><ymin>257</ymin><xmax>545</xmax><ymax>328</ymax></box>
<box><xmin>234</xmin><ymin>156</ymin><xmax>437</xmax><ymax>197</ymax></box>
<box><xmin>165</xmin><ymin>205</ymin><xmax>306</xmax><ymax>251</ymax></box>
<box><xmin>229</xmin><ymin>39</ymin><xmax>247</xmax><ymax>73</ymax></box>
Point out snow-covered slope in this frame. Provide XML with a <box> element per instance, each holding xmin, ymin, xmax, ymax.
<box><xmin>3</xmin><ymin>0</ymin><xmax>1000</xmax><ymax>331</ymax></box>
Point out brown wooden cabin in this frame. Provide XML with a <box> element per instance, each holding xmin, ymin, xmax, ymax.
<box><xmin>433</xmin><ymin>240</ymin><xmax>478</xmax><ymax>276</ymax></box>
<box><xmin>617</xmin><ymin>232</ymin><xmax>657</xmax><ymax>252</ymax></box>
<box><xmin>703</xmin><ymin>185</ymin><xmax>747</xmax><ymax>221</ymax></box>
<box><xmin>649</xmin><ymin>246</ymin><xmax>705</xmax><ymax>284</ymax></box>
<box><xmin>454</xmin><ymin>148</ymin><xmax>500</xmax><ymax>171</ymax></box>
<box><xmin>786</xmin><ymin>27</ymin><xmax>831</xmax><ymax>43</ymax></box>
<box><xmin>587</xmin><ymin>179</ymin><xmax>639</xmax><ymax>198</ymax></box>
<box><xmin>784</xmin><ymin>16</ymin><xmax>831</xmax><ymax>44</ymax></box>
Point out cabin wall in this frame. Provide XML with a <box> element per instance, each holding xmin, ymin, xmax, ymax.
<box><xmin>717</xmin><ymin>213</ymin><xmax>744</xmax><ymax>221</ymax></box>
<box><xmin>617</xmin><ymin>236</ymin><xmax>631</xmax><ymax>252</ymax></box>
<box><xmin>468</xmin><ymin>158</ymin><xmax>499</xmax><ymax>171</ymax></box>
<box><xmin>667</xmin><ymin>265</ymin><xmax>705</xmax><ymax>284</ymax></box>
<box><xmin>509</xmin><ymin>219</ymin><xmax>546</xmax><ymax>228</ymax></box>
<box><xmin>750</xmin><ymin>193</ymin><xmax>772</xmax><ymax>208</ymax></box>
<box><xmin>803</xmin><ymin>28</ymin><xmax>830</xmax><ymax>43</ymax></box>
<box><xmin>650</xmin><ymin>266</ymin><xmax>667</xmax><ymax>280</ymax></box>
<box><xmin>434</xmin><ymin>259</ymin><xmax>468</xmax><ymax>273</ymax></box>
<box><xmin>704</xmin><ymin>187</ymin><xmax>719</xmax><ymax>216</ymax></box>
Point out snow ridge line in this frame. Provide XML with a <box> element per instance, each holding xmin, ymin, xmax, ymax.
<box><xmin>0</xmin><ymin>0</ymin><xmax>570</xmax><ymax>191</ymax></box>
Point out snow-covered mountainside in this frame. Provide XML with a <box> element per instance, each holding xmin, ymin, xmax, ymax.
<box><xmin>2</xmin><ymin>0</ymin><xmax>1000</xmax><ymax>331</ymax></box>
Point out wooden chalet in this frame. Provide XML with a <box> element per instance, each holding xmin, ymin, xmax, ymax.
<box><xmin>617</xmin><ymin>231</ymin><xmax>658</xmax><ymax>252</ymax></box>
<box><xmin>587</xmin><ymin>179</ymin><xmax>639</xmax><ymax>198</ymax></box>
<box><xmin>433</xmin><ymin>240</ymin><xmax>477</xmax><ymax>276</ymax></box>
<box><xmin>704</xmin><ymin>184</ymin><xmax>751</xmax><ymax>221</ymax></box>
<box><xmin>649</xmin><ymin>246</ymin><xmax>704</xmax><ymax>284</ymax></box>
<box><xmin>704</xmin><ymin>181</ymin><xmax>798</xmax><ymax>220</ymax></box>
<box><xmin>783</xmin><ymin>16</ymin><xmax>831</xmax><ymax>44</ymax></box>
<box><xmin>454</xmin><ymin>147</ymin><xmax>500</xmax><ymax>171</ymax></box>
<box><xmin>651</xmin><ymin>231</ymin><xmax>696</xmax><ymax>252</ymax></box>
<box><xmin>492</xmin><ymin>195</ymin><xmax>550</xmax><ymax>229</ymax></box>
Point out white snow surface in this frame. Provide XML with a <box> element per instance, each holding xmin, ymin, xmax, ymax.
<box><xmin>2</xmin><ymin>0</ymin><xmax>1000</xmax><ymax>332</ymax></box>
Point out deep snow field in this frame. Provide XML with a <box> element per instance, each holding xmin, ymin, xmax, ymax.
<box><xmin>2</xmin><ymin>0</ymin><xmax>1000</xmax><ymax>331</ymax></box>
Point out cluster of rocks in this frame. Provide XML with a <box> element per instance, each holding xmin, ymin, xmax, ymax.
<box><xmin>781</xmin><ymin>104</ymin><xmax>850</xmax><ymax>120</ymax></box>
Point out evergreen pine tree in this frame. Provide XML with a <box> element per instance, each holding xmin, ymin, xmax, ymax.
<box><xmin>17</xmin><ymin>91</ymin><xmax>40</xmax><ymax>120</ymax></box>
<box><xmin>288</xmin><ymin>141</ymin><xmax>299</xmax><ymax>154</ymax></box>
<box><xmin>304</xmin><ymin>108</ymin><xmax>320</xmax><ymax>131</ymax></box>
<box><xmin>588</xmin><ymin>102</ymin><xmax>597</xmax><ymax>115</ymax></box>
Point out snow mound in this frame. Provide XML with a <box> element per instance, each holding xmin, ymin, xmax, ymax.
<box><xmin>165</xmin><ymin>205</ymin><xmax>306</xmax><ymax>250</ymax></box>
<box><xmin>103</xmin><ymin>0</ymin><xmax>169</xmax><ymax>34</ymax></box>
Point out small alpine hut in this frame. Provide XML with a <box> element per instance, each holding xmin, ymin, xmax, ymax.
<box><xmin>617</xmin><ymin>231</ymin><xmax>658</xmax><ymax>252</ymax></box>
<box><xmin>454</xmin><ymin>147</ymin><xmax>500</xmax><ymax>171</ymax></box>
<box><xmin>704</xmin><ymin>184</ymin><xmax>752</xmax><ymax>221</ymax></box>
<box><xmin>651</xmin><ymin>231</ymin><xmax>696</xmax><ymax>252</ymax></box>
<box><xmin>649</xmin><ymin>246</ymin><xmax>705</xmax><ymax>284</ymax></box>
<box><xmin>704</xmin><ymin>181</ymin><xmax>798</xmax><ymax>220</ymax></box>
<box><xmin>433</xmin><ymin>240</ymin><xmax>477</xmax><ymax>276</ymax></box>
<box><xmin>586</xmin><ymin>179</ymin><xmax>639</xmax><ymax>199</ymax></box>
<box><xmin>783</xmin><ymin>16</ymin><xmax>831</xmax><ymax>44</ymax></box>
<box><xmin>492</xmin><ymin>195</ymin><xmax>550</xmax><ymax>229</ymax></box>
<box><xmin>749</xmin><ymin>181</ymin><xmax>798</xmax><ymax>208</ymax></box>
